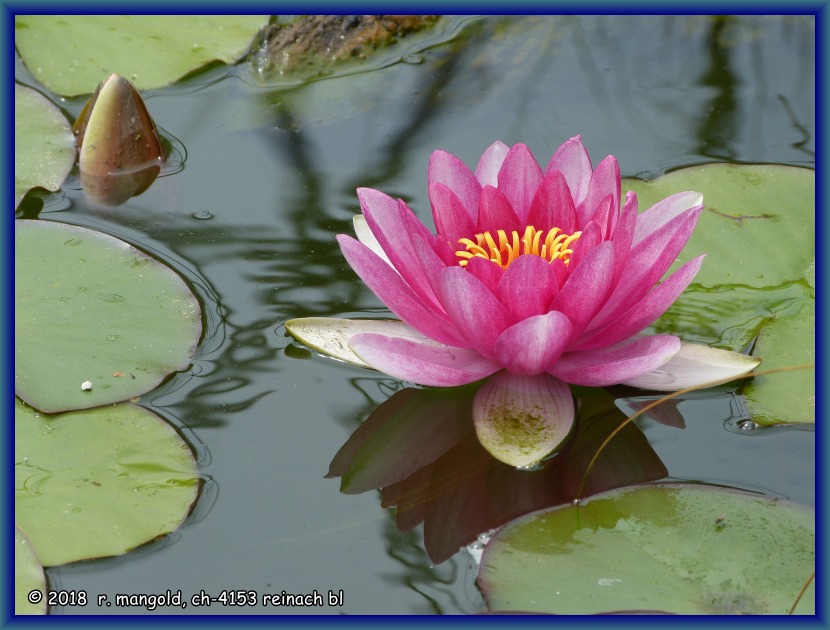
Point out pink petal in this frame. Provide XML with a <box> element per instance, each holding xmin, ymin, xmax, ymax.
<box><xmin>429</xmin><ymin>149</ymin><xmax>481</xmax><ymax>221</ymax></box>
<box><xmin>575</xmin><ymin>155</ymin><xmax>620</xmax><ymax>227</ymax></box>
<box><xmin>549</xmin><ymin>240</ymin><xmax>616</xmax><ymax>338</ymax></box>
<box><xmin>566</xmin><ymin>219</ymin><xmax>602</xmax><ymax>271</ymax></box>
<box><xmin>493</xmin><ymin>311</ymin><xmax>573</xmax><ymax>374</ymax></box>
<box><xmin>497</xmin><ymin>143</ymin><xmax>543</xmax><ymax>223</ymax></box>
<box><xmin>589</xmin><ymin>206</ymin><xmax>702</xmax><ymax>330</ymax></box>
<box><xmin>358</xmin><ymin>188</ymin><xmax>442</xmax><ymax>311</ymax></box>
<box><xmin>476</xmin><ymin>185</ymin><xmax>522</xmax><ymax>235</ymax></box>
<box><xmin>475</xmin><ymin>140</ymin><xmax>510</xmax><ymax>187</ymax></box>
<box><xmin>353</xmin><ymin>215</ymin><xmax>391</xmax><ymax>265</ymax></box>
<box><xmin>633</xmin><ymin>191</ymin><xmax>704</xmax><ymax>246</ymax></box>
<box><xmin>621</xmin><ymin>341</ymin><xmax>761</xmax><ymax>391</ymax></box>
<box><xmin>495</xmin><ymin>254</ymin><xmax>559</xmax><ymax>321</ymax></box>
<box><xmin>337</xmin><ymin>235</ymin><xmax>465</xmax><ymax>347</ymax></box>
<box><xmin>588</xmin><ymin>193</ymin><xmax>615</xmax><ymax>240</ymax></box>
<box><xmin>438</xmin><ymin>265</ymin><xmax>515</xmax><ymax>359</ymax></box>
<box><xmin>526</xmin><ymin>169</ymin><xmax>579</xmax><ymax>234</ymax></box>
<box><xmin>349</xmin><ymin>333</ymin><xmax>500</xmax><ymax>387</ymax></box>
<box><xmin>609</xmin><ymin>191</ymin><xmax>638</xmax><ymax>286</ymax></box>
<box><xmin>473</xmin><ymin>372</ymin><xmax>575</xmax><ymax>467</ymax></box>
<box><xmin>428</xmin><ymin>183</ymin><xmax>475</xmax><ymax>245</ymax></box>
<box><xmin>463</xmin><ymin>255</ymin><xmax>504</xmax><ymax>294</ymax></box>
<box><xmin>545</xmin><ymin>135</ymin><xmax>592</xmax><ymax>205</ymax></box>
<box><xmin>574</xmin><ymin>255</ymin><xmax>705</xmax><ymax>351</ymax></box>
<box><xmin>550</xmin><ymin>334</ymin><xmax>681</xmax><ymax>387</ymax></box>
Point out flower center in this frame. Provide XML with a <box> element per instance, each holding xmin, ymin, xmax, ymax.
<box><xmin>455</xmin><ymin>226</ymin><xmax>582</xmax><ymax>270</ymax></box>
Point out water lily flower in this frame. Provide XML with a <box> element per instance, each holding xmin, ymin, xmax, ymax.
<box><xmin>286</xmin><ymin>136</ymin><xmax>760</xmax><ymax>465</ymax></box>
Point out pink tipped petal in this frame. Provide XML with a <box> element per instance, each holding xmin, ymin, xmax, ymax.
<box><xmin>475</xmin><ymin>140</ymin><xmax>510</xmax><ymax>186</ymax></box>
<box><xmin>526</xmin><ymin>169</ymin><xmax>579</xmax><ymax>234</ymax></box>
<box><xmin>349</xmin><ymin>333</ymin><xmax>500</xmax><ymax>387</ymax></box>
<box><xmin>352</xmin><ymin>215</ymin><xmax>392</xmax><ymax>265</ymax></box>
<box><xmin>494</xmin><ymin>311</ymin><xmax>573</xmax><ymax>375</ymax></box>
<box><xmin>545</xmin><ymin>135</ymin><xmax>592</xmax><ymax>205</ymax></box>
<box><xmin>429</xmin><ymin>150</ymin><xmax>481</xmax><ymax>221</ymax></box>
<box><xmin>609</xmin><ymin>191</ymin><xmax>638</xmax><ymax>284</ymax></box>
<box><xmin>550</xmin><ymin>334</ymin><xmax>681</xmax><ymax>387</ymax></box>
<box><xmin>473</xmin><ymin>372</ymin><xmax>575</xmax><ymax>467</ymax></box>
<box><xmin>338</xmin><ymin>235</ymin><xmax>465</xmax><ymax>347</ymax></box>
<box><xmin>359</xmin><ymin>190</ymin><xmax>443</xmax><ymax>310</ymax></box>
<box><xmin>438</xmin><ymin>265</ymin><xmax>515</xmax><ymax>358</ymax></box>
<box><xmin>496</xmin><ymin>254</ymin><xmax>559</xmax><ymax>321</ymax></box>
<box><xmin>428</xmin><ymin>183</ymin><xmax>475</xmax><ymax>244</ymax></box>
<box><xmin>588</xmin><ymin>193</ymin><xmax>615</xmax><ymax>240</ymax></box>
<box><xmin>633</xmin><ymin>191</ymin><xmax>704</xmax><ymax>246</ymax></box>
<box><xmin>497</xmin><ymin>143</ymin><xmax>544</xmax><ymax>223</ymax></box>
<box><xmin>620</xmin><ymin>341</ymin><xmax>761</xmax><ymax>391</ymax></box>
<box><xmin>574</xmin><ymin>255</ymin><xmax>705</xmax><ymax>351</ymax></box>
<box><xmin>575</xmin><ymin>155</ymin><xmax>620</xmax><ymax>227</ymax></box>
<box><xmin>476</xmin><ymin>185</ymin><xmax>522</xmax><ymax>235</ymax></box>
<box><xmin>549</xmin><ymin>241</ymin><xmax>616</xmax><ymax>337</ymax></box>
<box><xmin>566</xmin><ymin>219</ymin><xmax>602</xmax><ymax>271</ymax></box>
<box><xmin>590</xmin><ymin>206</ymin><xmax>703</xmax><ymax>330</ymax></box>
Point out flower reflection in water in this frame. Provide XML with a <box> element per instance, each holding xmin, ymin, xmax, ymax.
<box><xmin>327</xmin><ymin>379</ymin><xmax>679</xmax><ymax>564</ymax></box>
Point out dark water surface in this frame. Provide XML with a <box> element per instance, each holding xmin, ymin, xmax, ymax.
<box><xmin>23</xmin><ymin>15</ymin><xmax>814</xmax><ymax>615</ymax></box>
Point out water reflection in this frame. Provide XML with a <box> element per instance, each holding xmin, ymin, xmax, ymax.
<box><xmin>328</xmin><ymin>383</ymin><xmax>669</xmax><ymax>564</ymax></box>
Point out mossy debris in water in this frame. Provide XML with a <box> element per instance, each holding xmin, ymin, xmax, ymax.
<box><xmin>250</xmin><ymin>15</ymin><xmax>440</xmax><ymax>77</ymax></box>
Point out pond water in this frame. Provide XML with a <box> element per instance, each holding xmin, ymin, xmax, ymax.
<box><xmin>20</xmin><ymin>15</ymin><xmax>814</xmax><ymax>615</ymax></box>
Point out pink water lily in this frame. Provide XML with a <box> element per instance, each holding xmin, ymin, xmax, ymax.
<box><xmin>331</xmin><ymin>136</ymin><xmax>757</xmax><ymax>387</ymax></box>
<box><xmin>286</xmin><ymin>136</ymin><xmax>760</xmax><ymax>466</ymax></box>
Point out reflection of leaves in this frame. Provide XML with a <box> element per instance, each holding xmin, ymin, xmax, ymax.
<box><xmin>15</xmin><ymin>398</ymin><xmax>200</xmax><ymax>567</ymax></box>
<box><xmin>478</xmin><ymin>484</ymin><xmax>815</xmax><ymax>615</ymax></box>
<box><xmin>15</xmin><ymin>220</ymin><xmax>202</xmax><ymax>413</ymax></box>
<box><xmin>329</xmin><ymin>384</ymin><xmax>667</xmax><ymax>563</ymax></box>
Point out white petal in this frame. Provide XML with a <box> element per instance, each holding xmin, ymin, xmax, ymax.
<box><xmin>285</xmin><ymin>317</ymin><xmax>431</xmax><ymax>367</ymax></box>
<box><xmin>473</xmin><ymin>372</ymin><xmax>575</xmax><ymax>468</ymax></box>
<box><xmin>621</xmin><ymin>341</ymin><xmax>761</xmax><ymax>391</ymax></box>
<box><xmin>353</xmin><ymin>215</ymin><xmax>392</xmax><ymax>266</ymax></box>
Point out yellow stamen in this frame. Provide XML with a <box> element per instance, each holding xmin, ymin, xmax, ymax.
<box><xmin>455</xmin><ymin>226</ymin><xmax>582</xmax><ymax>269</ymax></box>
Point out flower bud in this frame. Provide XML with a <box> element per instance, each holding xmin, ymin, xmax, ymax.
<box><xmin>73</xmin><ymin>73</ymin><xmax>166</xmax><ymax>206</ymax></box>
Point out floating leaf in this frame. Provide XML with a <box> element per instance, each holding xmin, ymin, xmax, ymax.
<box><xmin>478</xmin><ymin>483</ymin><xmax>814</xmax><ymax>615</ymax></box>
<box><xmin>743</xmin><ymin>300</ymin><xmax>815</xmax><ymax>425</ymax></box>
<box><xmin>14</xmin><ymin>84</ymin><xmax>76</xmax><ymax>209</ymax></box>
<box><xmin>15</xmin><ymin>527</ymin><xmax>47</xmax><ymax>615</ymax></box>
<box><xmin>15</xmin><ymin>15</ymin><xmax>269</xmax><ymax>96</ymax></box>
<box><xmin>624</xmin><ymin>164</ymin><xmax>814</xmax><ymax>350</ymax></box>
<box><xmin>74</xmin><ymin>73</ymin><xmax>166</xmax><ymax>206</ymax></box>
<box><xmin>15</xmin><ymin>220</ymin><xmax>202</xmax><ymax>413</ymax></box>
<box><xmin>15</xmin><ymin>398</ymin><xmax>200</xmax><ymax>566</ymax></box>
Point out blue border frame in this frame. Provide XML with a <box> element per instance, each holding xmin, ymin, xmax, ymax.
<box><xmin>5</xmin><ymin>3</ymin><xmax>826</xmax><ymax>628</ymax></box>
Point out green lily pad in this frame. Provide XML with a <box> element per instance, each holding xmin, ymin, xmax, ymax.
<box><xmin>15</xmin><ymin>15</ymin><xmax>269</xmax><ymax>96</ymax></box>
<box><xmin>15</xmin><ymin>220</ymin><xmax>202</xmax><ymax>413</ymax></box>
<box><xmin>15</xmin><ymin>526</ymin><xmax>47</xmax><ymax>615</ymax></box>
<box><xmin>624</xmin><ymin>164</ymin><xmax>814</xmax><ymax>350</ymax></box>
<box><xmin>478</xmin><ymin>483</ymin><xmax>814</xmax><ymax>615</ymax></box>
<box><xmin>743</xmin><ymin>300</ymin><xmax>815</xmax><ymax>425</ymax></box>
<box><xmin>15</xmin><ymin>398</ymin><xmax>200</xmax><ymax>567</ymax></box>
<box><xmin>14</xmin><ymin>84</ymin><xmax>76</xmax><ymax>209</ymax></box>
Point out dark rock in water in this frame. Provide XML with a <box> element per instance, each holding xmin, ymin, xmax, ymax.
<box><xmin>250</xmin><ymin>15</ymin><xmax>440</xmax><ymax>77</ymax></box>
